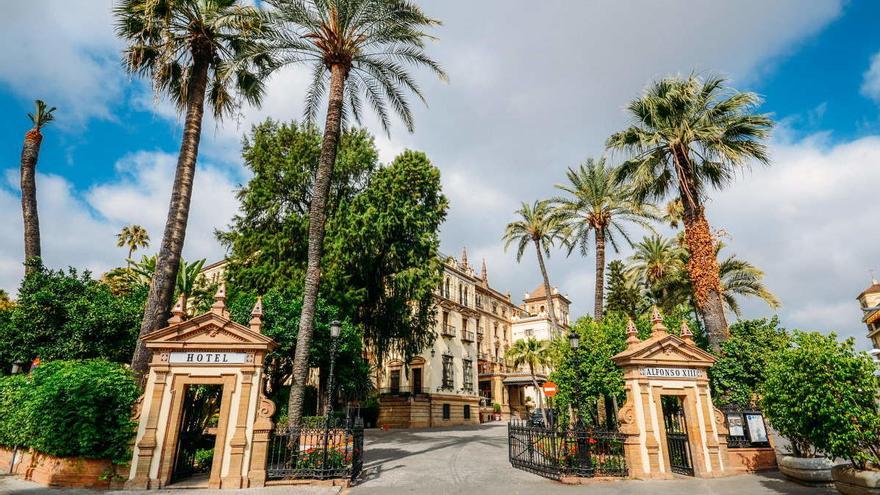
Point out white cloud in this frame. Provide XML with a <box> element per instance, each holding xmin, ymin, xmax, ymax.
<box><xmin>861</xmin><ymin>51</ymin><xmax>880</xmax><ymax>102</ymax></box>
<box><xmin>0</xmin><ymin>152</ymin><xmax>240</xmax><ymax>292</ymax></box>
<box><xmin>0</xmin><ymin>0</ymin><xmax>122</xmax><ymax>123</ymax></box>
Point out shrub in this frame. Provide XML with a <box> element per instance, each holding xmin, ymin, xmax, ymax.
<box><xmin>761</xmin><ymin>331</ymin><xmax>880</xmax><ymax>467</ymax></box>
<box><xmin>0</xmin><ymin>360</ymin><xmax>139</xmax><ymax>463</ymax></box>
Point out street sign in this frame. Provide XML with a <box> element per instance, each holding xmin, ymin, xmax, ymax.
<box><xmin>542</xmin><ymin>381</ymin><xmax>558</xmax><ymax>397</ymax></box>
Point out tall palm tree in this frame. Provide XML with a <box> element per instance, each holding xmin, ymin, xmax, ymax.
<box><xmin>116</xmin><ymin>0</ymin><xmax>271</xmax><ymax>376</ymax></box>
<box><xmin>503</xmin><ymin>200</ymin><xmax>563</xmax><ymax>334</ymax></box>
<box><xmin>262</xmin><ymin>0</ymin><xmax>446</xmax><ymax>428</ymax></box>
<box><xmin>625</xmin><ymin>234</ymin><xmax>685</xmax><ymax>304</ymax></box>
<box><xmin>506</xmin><ymin>337</ymin><xmax>551</xmax><ymax>425</ymax></box>
<box><xmin>607</xmin><ymin>75</ymin><xmax>773</xmax><ymax>351</ymax></box>
<box><xmin>716</xmin><ymin>246</ymin><xmax>780</xmax><ymax>317</ymax></box>
<box><xmin>553</xmin><ymin>158</ymin><xmax>657</xmax><ymax>321</ymax></box>
<box><xmin>20</xmin><ymin>100</ymin><xmax>56</xmax><ymax>273</ymax></box>
<box><xmin>116</xmin><ymin>224</ymin><xmax>150</xmax><ymax>268</ymax></box>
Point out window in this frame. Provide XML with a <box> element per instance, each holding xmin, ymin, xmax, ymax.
<box><xmin>524</xmin><ymin>328</ymin><xmax>534</xmax><ymax>337</ymax></box>
<box><xmin>390</xmin><ymin>369</ymin><xmax>401</xmax><ymax>393</ymax></box>
<box><xmin>444</xmin><ymin>278</ymin><xmax>450</xmax><ymax>299</ymax></box>
<box><xmin>442</xmin><ymin>355</ymin><xmax>454</xmax><ymax>390</ymax></box>
<box><xmin>458</xmin><ymin>285</ymin><xmax>463</xmax><ymax>305</ymax></box>
<box><xmin>462</xmin><ymin>359</ymin><xmax>473</xmax><ymax>392</ymax></box>
<box><xmin>464</xmin><ymin>405</ymin><xmax>471</xmax><ymax>419</ymax></box>
<box><xmin>442</xmin><ymin>403</ymin><xmax>451</xmax><ymax>420</ymax></box>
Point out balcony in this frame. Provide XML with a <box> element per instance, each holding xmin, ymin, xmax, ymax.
<box><xmin>478</xmin><ymin>352</ymin><xmax>489</xmax><ymax>361</ymax></box>
<box><xmin>379</xmin><ymin>386</ymin><xmax>430</xmax><ymax>397</ymax></box>
<box><xmin>441</xmin><ymin>324</ymin><xmax>456</xmax><ymax>337</ymax></box>
<box><xmin>461</xmin><ymin>330</ymin><xmax>476</xmax><ymax>342</ymax></box>
<box><xmin>477</xmin><ymin>327</ymin><xmax>484</xmax><ymax>340</ymax></box>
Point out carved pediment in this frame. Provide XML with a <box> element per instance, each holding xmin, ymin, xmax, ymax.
<box><xmin>612</xmin><ymin>333</ymin><xmax>715</xmax><ymax>368</ymax></box>
<box><xmin>143</xmin><ymin>312</ymin><xmax>277</xmax><ymax>351</ymax></box>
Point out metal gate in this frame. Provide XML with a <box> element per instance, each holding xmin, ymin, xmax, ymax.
<box><xmin>661</xmin><ymin>396</ymin><xmax>694</xmax><ymax>476</ymax></box>
<box><xmin>171</xmin><ymin>385</ymin><xmax>223</xmax><ymax>483</ymax></box>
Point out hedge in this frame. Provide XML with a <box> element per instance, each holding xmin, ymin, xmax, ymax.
<box><xmin>0</xmin><ymin>359</ymin><xmax>138</xmax><ymax>463</ymax></box>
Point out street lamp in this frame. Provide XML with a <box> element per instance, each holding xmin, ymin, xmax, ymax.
<box><xmin>326</xmin><ymin>320</ymin><xmax>342</xmax><ymax>419</ymax></box>
<box><xmin>568</xmin><ymin>331</ymin><xmax>580</xmax><ymax>350</ymax></box>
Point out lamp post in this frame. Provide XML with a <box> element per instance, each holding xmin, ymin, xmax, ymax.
<box><xmin>322</xmin><ymin>320</ymin><xmax>342</xmax><ymax>477</ymax></box>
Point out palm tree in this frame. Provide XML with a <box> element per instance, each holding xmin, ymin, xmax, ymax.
<box><xmin>607</xmin><ymin>75</ymin><xmax>773</xmax><ymax>351</ymax></box>
<box><xmin>20</xmin><ymin>100</ymin><xmax>56</xmax><ymax>272</ymax></box>
<box><xmin>625</xmin><ymin>234</ymin><xmax>685</xmax><ymax>306</ymax></box>
<box><xmin>130</xmin><ymin>256</ymin><xmax>212</xmax><ymax>315</ymax></box>
<box><xmin>262</xmin><ymin>0</ymin><xmax>446</xmax><ymax>428</ymax></box>
<box><xmin>116</xmin><ymin>225</ymin><xmax>150</xmax><ymax>268</ymax></box>
<box><xmin>503</xmin><ymin>200</ymin><xmax>563</xmax><ymax>334</ymax></box>
<box><xmin>553</xmin><ymin>158</ymin><xmax>657</xmax><ymax>321</ymax></box>
<box><xmin>506</xmin><ymin>337</ymin><xmax>551</xmax><ymax>425</ymax></box>
<box><xmin>717</xmin><ymin>247</ymin><xmax>780</xmax><ymax>317</ymax></box>
<box><xmin>116</xmin><ymin>0</ymin><xmax>271</xmax><ymax>376</ymax></box>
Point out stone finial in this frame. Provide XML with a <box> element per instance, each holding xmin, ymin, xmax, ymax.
<box><xmin>461</xmin><ymin>246</ymin><xmax>469</xmax><ymax>268</ymax></box>
<box><xmin>481</xmin><ymin>258</ymin><xmax>488</xmax><ymax>282</ymax></box>
<box><xmin>680</xmin><ymin>321</ymin><xmax>695</xmax><ymax>345</ymax></box>
<box><xmin>625</xmin><ymin>318</ymin><xmax>640</xmax><ymax>346</ymax></box>
<box><xmin>168</xmin><ymin>294</ymin><xmax>186</xmax><ymax>324</ymax></box>
<box><xmin>211</xmin><ymin>282</ymin><xmax>229</xmax><ymax>318</ymax></box>
<box><xmin>650</xmin><ymin>306</ymin><xmax>668</xmax><ymax>336</ymax></box>
<box><xmin>249</xmin><ymin>296</ymin><xmax>264</xmax><ymax>333</ymax></box>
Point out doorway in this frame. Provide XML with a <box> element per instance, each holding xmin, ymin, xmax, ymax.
<box><xmin>660</xmin><ymin>395</ymin><xmax>693</xmax><ymax>476</ymax></box>
<box><xmin>411</xmin><ymin>368</ymin><xmax>423</xmax><ymax>394</ymax></box>
<box><xmin>170</xmin><ymin>384</ymin><xmax>224</xmax><ymax>486</ymax></box>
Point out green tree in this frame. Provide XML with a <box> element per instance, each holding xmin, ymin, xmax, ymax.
<box><xmin>20</xmin><ymin>100</ymin><xmax>56</xmax><ymax>272</ymax></box>
<box><xmin>604</xmin><ymin>260</ymin><xmax>642</xmax><ymax>318</ymax></box>
<box><xmin>709</xmin><ymin>318</ymin><xmax>789</xmax><ymax>407</ymax></box>
<box><xmin>717</xmin><ymin>249</ymin><xmax>780</xmax><ymax>317</ymax></box>
<box><xmin>761</xmin><ymin>331</ymin><xmax>880</xmax><ymax>466</ymax></box>
<box><xmin>324</xmin><ymin>150</ymin><xmax>447</xmax><ymax>365</ymax></box>
<box><xmin>608</xmin><ymin>76</ymin><xmax>774</xmax><ymax>352</ymax></box>
<box><xmin>218</xmin><ymin>120</ymin><xmax>379</xmax><ymax>294</ymax></box>
<box><xmin>263</xmin><ymin>0</ymin><xmax>447</xmax><ymax>428</ymax></box>
<box><xmin>506</xmin><ymin>337</ymin><xmax>551</xmax><ymax>425</ymax></box>
<box><xmin>553</xmin><ymin>158</ymin><xmax>657</xmax><ymax>320</ymax></box>
<box><xmin>129</xmin><ymin>255</ymin><xmax>215</xmax><ymax>315</ymax></box>
<box><xmin>625</xmin><ymin>234</ymin><xmax>685</xmax><ymax>309</ymax></box>
<box><xmin>0</xmin><ymin>261</ymin><xmax>146</xmax><ymax>371</ymax></box>
<box><xmin>116</xmin><ymin>224</ymin><xmax>150</xmax><ymax>268</ymax></box>
<box><xmin>503</xmin><ymin>200</ymin><xmax>564</xmax><ymax>334</ymax></box>
<box><xmin>116</xmin><ymin>0</ymin><xmax>271</xmax><ymax>377</ymax></box>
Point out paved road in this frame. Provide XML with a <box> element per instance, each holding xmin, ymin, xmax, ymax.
<box><xmin>0</xmin><ymin>477</ymin><xmax>339</xmax><ymax>495</ymax></box>
<box><xmin>350</xmin><ymin>422</ymin><xmax>835</xmax><ymax>495</ymax></box>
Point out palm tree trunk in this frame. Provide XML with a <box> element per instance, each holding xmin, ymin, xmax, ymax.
<box><xmin>288</xmin><ymin>64</ymin><xmax>348</xmax><ymax>429</ymax></box>
<box><xmin>530</xmin><ymin>362</ymin><xmax>547</xmax><ymax>426</ymax></box>
<box><xmin>130</xmin><ymin>55</ymin><xmax>210</xmax><ymax>378</ymax></box>
<box><xmin>20</xmin><ymin>129</ymin><xmax>42</xmax><ymax>272</ymax></box>
<box><xmin>533</xmin><ymin>239</ymin><xmax>560</xmax><ymax>334</ymax></box>
<box><xmin>594</xmin><ymin>229</ymin><xmax>606</xmax><ymax>321</ymax></box>
<box><xmin>127</xmin><ymin>246</ymin><xmax>134</xmax><ymax>270</ymax></box>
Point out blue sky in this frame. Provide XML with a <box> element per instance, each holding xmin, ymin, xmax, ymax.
<box><xmin>1</xmin><ymin>0</ymin><xmax>879</xmax><ymax>348</ymax></box>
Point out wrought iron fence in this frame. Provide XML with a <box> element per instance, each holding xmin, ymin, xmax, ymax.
<box><xmin>267</xmin><ymin>417</ymin><xmax>364</xmax><ymax>481</ymax></box>
<box><xmin>508</xmin><ymin>420</ymin><xmax>628</xmax><ymax>480</ymax></box>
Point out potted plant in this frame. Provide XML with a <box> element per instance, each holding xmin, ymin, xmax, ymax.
<box><xmin>761</xmin><ymin>331</ymin><xmax>838</xmax><ymax>486</ymax></box>
<box><xmin>768</xmin><ymin>333</ymin><xmax>880</xmax><ymax>495</ymax></box>
<box><xmin>493</xmin><ymin>403</ymin><xmax>502</xmax><ymax>421</ymax></box>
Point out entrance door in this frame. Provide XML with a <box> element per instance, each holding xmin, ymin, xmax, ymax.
<box><xmin>171</xmin><ymin>384</ymin><xmax>223</xmax><ymax>485</ymax></box>
<box><xmin>412</xmin><ymin>368</ymin><xmax>422</xmax><ymax>394</ymax></box>
<box><xmin>661</xmin><ymin>396</ymin><xmax>694</xmax><ymax>476</ymax></box>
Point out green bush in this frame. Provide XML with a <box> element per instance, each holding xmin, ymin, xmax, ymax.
<box><xmin>0</xmin><ymin>360</ymin><xmax>138</xmax><ymax>463</ymax></box>
<box><xmin>761</xmin><ymin>331</ymin><xmax>880</xmax><ymax>467</ymax></box>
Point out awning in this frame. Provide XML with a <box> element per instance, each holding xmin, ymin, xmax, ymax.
<box><xmin>503</xmin><ymin>373</ymin><xmax>547</xmax><ymax>385</ymax></box>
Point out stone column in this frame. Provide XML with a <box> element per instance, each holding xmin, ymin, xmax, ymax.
<box><xmin>223</xmin><ymin>370</ymin><xmax>254</xmax><ymax>488</ymax></box>
<box><xmin>126</xmin><ymin>368</ymin><xmax>168</xmax><ymax>490</ymax></box>
<box><xmin>248</xmin><ymin>390</ymin><xmax>276</xmax><ymax>487</ymax></box>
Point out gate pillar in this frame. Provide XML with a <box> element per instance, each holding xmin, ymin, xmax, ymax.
<box><xmin>612</xmin><ymin>309</ymin><xmax>731</xmax><ymax>479</ymax></box>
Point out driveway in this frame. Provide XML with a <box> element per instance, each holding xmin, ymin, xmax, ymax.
<box><xmin>351</xmin><ymin>422</ymin><xmax>835</xmax><ymax>495</ymax></box>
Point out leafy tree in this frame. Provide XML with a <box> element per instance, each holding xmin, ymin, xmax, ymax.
<box><xmin>604</xmin><ymin>260</ymin><xmax>642</xmax><ymax>318</ymax></box>
<box><xmin>0</xmin><ymin>261</ymin><xmax>146</xmax><ymax>372</ymax></box>
<box><xmin>608</xmin><ymin>76</ymin><xmax>774</xmax><ymax>352</ymax></box>
<box><xmin>227</xmin><ymin>289</ymin><xmax>371</xmax><ymax>414</ymax></box>
<box><xmin>263</xmin><ymin>0</ymin><xmax>447</xmax><ymax>428</ymax></box>
<box><xmin>324</xmin><ymin>150</ymin><xmax>447</xmax><ymax>365</ymax></box>
<box><xmin>218</xmin><ymin>120</ymin><xmax>379</xmax><ymax>294</ymax></box>
<box><xmin>709</xmin><ymin>318</ymin><xmax>789</xmax><ymax>407</ymax></box>
<box><xmin>116</xmin><ymin>0</ymin><xmax>272</xmax><ymax>377</ymax></box>
<box><xmin>553</xmin><ymin>158</ymin><xmax>657</xmax><ymax>320</ymax></box>
<box><xmin>761</xmin><ymin>331</ymin><xmax>880</xmax><ymax>465</ymax></box>
<box><xmin>625</xmin><ymin>234</ymin><xmax>685</xmax><ymax>309</ymax></box>
<box><xmin>506</xmin><ymin>338</ymin><xmax>552</xmax><ymax>425</ymax></box>
<box><xmin>20</xmin><ymin>100</ymin><xmax>56</xmax><ymax>272</ymax></box>
<box><xmin>116</xmin><ymin>224</ymin><xmax>150</xmax><ymax>268</ymax></box>
<box><xmin>0</xmin><ymin>290</ymin><xmax>12</xmax><ymax>311</ymax></box>
<box><xmin>503</xmin><ymin>200</ymin><xmax>564</xmax><ymax>334</ymax></box>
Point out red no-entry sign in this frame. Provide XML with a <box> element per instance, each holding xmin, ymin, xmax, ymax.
<box><xmin>542</xmin><ymin>381</ymin><xmax>558</xmax><ymax>397</ymax></box>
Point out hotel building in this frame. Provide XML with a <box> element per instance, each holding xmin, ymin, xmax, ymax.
<box><xmin>857</xmin><ymin>277</ymin><xmax>880</xmax><ymax>350</ymax></box>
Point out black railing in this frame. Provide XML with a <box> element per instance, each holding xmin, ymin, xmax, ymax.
<box><xmin>508</xmin><ymin>420</ymin><xmax>628</xmax><ymax>480</ymax></box>
<box><xmin>267</xmin><ymin>418</ymin><xmax>364</xmax><ymax>481</ymax></box>
<box><xmin>379</xmin><ymin>386</ymin><xmax>430</xmax><ymax>397</ymax></box>
<box><xmin>462</xmin><ymin>330</ymin><xmax>476</xmax><ymax>342</ymax></box>
<box><xmin>441</xmin><ymin>325</ymin><xmax>456</xmax><ymax>337</ymax></box>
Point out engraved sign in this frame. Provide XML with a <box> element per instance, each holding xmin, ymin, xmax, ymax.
<box><xmin>169</xmin><ymin>352</ymin><xmax>248</xmax><ymax>364</ymax></box>
<box><xmin>639</xmin><ymin>367</ymin><xmax>703</xmax><ymax>378</ymax></box>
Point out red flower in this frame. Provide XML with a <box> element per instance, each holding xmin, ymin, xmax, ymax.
<box><xmin>588</xmin><ymin>438</ymin><xmax>598</xmax><ymax>445</ymax></box>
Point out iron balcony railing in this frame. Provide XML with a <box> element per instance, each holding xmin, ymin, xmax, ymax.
<box><xmin>441</xmin><ymin>324</ymin><xmax>456</xmax><ymax>337</ymax></box>
<box><xmin>462</xmin><ymin>330</ymin><xmax>476</xmax><ymax>342</ymax></box>
<box><xmin>267</xmin><ymin>417</ymin><xmax>364</xmax><ymax>482</ymax></box>
<box><xmin>379</xmin><ymin>386</ymin><xmax>430</xmax><ymax>397</ymax></box>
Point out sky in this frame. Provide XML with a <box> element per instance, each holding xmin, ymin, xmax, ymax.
<box><xmin>1</xmin><ymin>1</ymin><xmax>879</xmax><ymax>349</ymax></box>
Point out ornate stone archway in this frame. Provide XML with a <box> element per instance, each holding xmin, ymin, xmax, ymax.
<box><xmin>125</xmin><ymin>287</ymin><xmax>277</xmax><ymax>489</ymax></box>
<box><xmin>612</xmin><ymin>310</ymin><xmax>730</xmax><ymax>479</ymax></box>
